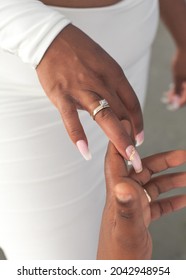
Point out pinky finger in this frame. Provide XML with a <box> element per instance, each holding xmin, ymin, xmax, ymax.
<box><xmin>151</xmin><ymin>195</ymin><xmax>186</xmax><ymax>221</ymax></box>
<box><xmin>58</xmin><ymin>95</ymin><xmax>92</xmax><ymax>160</ymax></box>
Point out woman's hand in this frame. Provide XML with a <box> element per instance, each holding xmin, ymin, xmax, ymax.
<box><xmin>162</xmin><ymin>48</ymin><xmax>186</xmax><ymax>110</ymax></box>
<box><xmin>161</xmin><ymin>48</ymin><xmax>186</xmax><ymax>110</ymax></box>
<box><xmin>159</xmin><ymin>0</ymin><xmax>186</xmax><ymax>110</ymax></box>
<box><xmin>36</xmin><ymin>24</ymin><xmax>143</xmax><ymax>172</ymax></box>
<box><xmin>97</xmin><ymin>142</ymin><xmax>186</xmax><ymax>259</ymax></box>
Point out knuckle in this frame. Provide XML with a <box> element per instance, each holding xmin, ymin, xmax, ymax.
<box><xmin>77</xmin><ymin>71</ymin><xmax>87</xmax><ymax>83</ymax></box>
<box><xmin>61</xmin><ymin>106</ymin><xmax>75</xmax><ymax>118</ymax></box>
<box><xmin>49</xmin><ymin>82</ymin><xmax>66</xmax><ymax>99</ymax></box>
<box><xmin>69</xmin><ymin>127</ymin><xmax>83</xmax><ymax>139</ymax></box>
<box><xmin>129</xmin><ymin>99</ymin><xmax>140</xmax><ymax>113</ymax></box>
<box><xmin>113</xmin><ymin>128</ymin><xmax>130</xmax><ymax>145</ymax></box>
<box><xmin>119</xmin><ymin>208</ymin><xmax>135</xmax><ymax>220</ymax></box>
<box><xmin>115</xmin><ymin>67</ymin><xmax>125</xmax><ymax>83</ymax></box>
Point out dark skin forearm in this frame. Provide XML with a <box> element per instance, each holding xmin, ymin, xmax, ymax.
<box><xmin>159</xmin><ymin>0</ymin><xmax>186</xmax><ymax>49</ymax></box>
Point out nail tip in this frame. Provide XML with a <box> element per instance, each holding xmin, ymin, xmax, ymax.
<box><xmin>135</xmin><ymin>130</ymin><xmax>144</xmax><ymax>147</ymax></box>
<box><xmin>76</xmin><ymin>139</ymin><xmax>92</xmax><ymax>161</ymax></box>
<box><xmin>126</xmin><ymin>145</ymin><xmax>143</xmax><ymax>174</ymax></box>
<box><xmin>135</xmin><ymin>140</ymin><xmax>143</xmax><ymax>147</ymax></box>
<box><xmin>166</xmin><ymin>104</ymin><xmax>179</xmax><ymax>111</ymax></box>
<box><xmin>85</xmin><ymin>153</ymin><xmax>92</xmax><ymax>161</ymax></box>
<box><xmin>135</xmin><ymin>167</ymin><xmax>143</xmax><ymax>174</ymax></box>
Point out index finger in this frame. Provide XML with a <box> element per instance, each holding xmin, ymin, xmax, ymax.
<box><xmin>94</xmin><ymin>106</ymin><xmax>143</xmax><ymax>174</ymax></box>
<box><xmin>130</xmin><ymin>150</ymin><xmax>186</xmax><ymax>186</ymax></box>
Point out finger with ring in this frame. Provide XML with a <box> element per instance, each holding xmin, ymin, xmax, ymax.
<box><xmin>92</xmin><ymin>99</ymin><xmax>110</xmax><ymax>120</ymax></box>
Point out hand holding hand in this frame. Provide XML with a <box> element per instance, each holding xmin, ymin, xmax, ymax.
<box><xmin>97</xmin><ymin>142</ymin><xmax>186</xmax><ymax>259</ymax></box>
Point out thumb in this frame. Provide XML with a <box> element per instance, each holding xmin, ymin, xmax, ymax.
<box><xmin>104</xmin><ymin>119</ymin><xmax>135</xmax><ymax>191</ymax></box>
<box><xmin>114</xmin><ymin>181</ymin><xmax>145</xmax><ymax>237</ymax></box>
<box><xmin>104</xmin><ymin>142</ymin><xmax>129</xmax><ymax>193</ymax></box>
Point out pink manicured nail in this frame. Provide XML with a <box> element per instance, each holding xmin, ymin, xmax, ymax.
<box><xmin>161</xmin><ymin>92</ymin><xmax>169</xmax><ymax>104</ymax></box>
<box><xmin>167</xmin><ymin>103</ymin><xmax>179</xmax><ymax>111</ymax></box>
<box><xmin>126</xmin><ymin>145</ymin><xmax>142</xmax><ymax>173</ymax></box>
<box><xmin>166</xmin><ymin>96</ymin><xmax>180</xmax><ymax>111</ymax></box>
<box><xmin>135</xmin><ymin>130</ymin><xmax>144</xmax><ymax>147</ymax></box>
<box><xmin>76</xmin><ymin>140</ymin><xmax>92</xmax><ymax>160</ymax></box>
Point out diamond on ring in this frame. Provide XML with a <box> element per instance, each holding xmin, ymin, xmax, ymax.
<box><xmin>100</xmin><ymin>99</ymin><xmax>108</xmax><ymax>107</ymax></box>
<box><xmin>92</xmin><ymin>99</ymin><xmax>110</xmax><ymax>120</ymax></box>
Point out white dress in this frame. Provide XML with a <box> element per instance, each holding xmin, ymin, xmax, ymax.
<box><xmin>0</xmin><ymin>0</ymin><xmax>159</xmax><ymax>259</ymax></box>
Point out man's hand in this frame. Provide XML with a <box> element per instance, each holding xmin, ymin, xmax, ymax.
<box><xmin>97</xmin><ymin>142</ymin><xmax>186</xmax><ymax>259</ymax></box>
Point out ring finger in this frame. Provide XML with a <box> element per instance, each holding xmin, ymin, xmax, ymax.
<box><xmin>80</xmin><ymin>90</ymin><xmax>142</xmax><ymax>173</ymax></box>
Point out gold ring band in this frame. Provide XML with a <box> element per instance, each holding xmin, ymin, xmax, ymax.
<box><xmin>144</xmin><ymin>189</ymin><xmax>152</xmax><ymax>203</ymax></box>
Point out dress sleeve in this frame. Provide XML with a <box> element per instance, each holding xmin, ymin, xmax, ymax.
<box><xmin>0</xmin><ymin>0</ymin><xmax>71</xmax><ymax>68</ymax></box>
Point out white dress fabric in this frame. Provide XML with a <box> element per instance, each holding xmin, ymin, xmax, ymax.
<box><xmin>0</xmin><ymin>0</ymin><xmax>159</xmax><ymax>259</ymax></box>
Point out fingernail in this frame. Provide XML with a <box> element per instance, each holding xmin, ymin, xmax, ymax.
<box><xmin>166</xmin><ymin>103</ymin><xmax>179</xmax><ymax>111</ymax></box>
<box><xmin>161</xmin><ymin>92</ymin><xmax>169</xmax><ymax>104</ymax></box>
<box><xmin>135</xmin><ymin>130</ymin><xmax>144</xmax><ymax>147</ymax></box>
<box><xmin>76</xmin><ymin>140</ymin><xmax>92</xmax><ymax>160</ymax></box>
<box><xmin>116</xmin><ymin>192</ymin><xmax>133</xmax><ymax>204</ymax></box>
<box><xmin>166</xmin><ymin>97</ymin><xmax>180</xmax><ymax>111</ymax></box>
<box><xmin>115</xmin><ymin>184</ymin><xmax>133</xmax><ymax>203</ymax></box>
<box><xmin>126</xmin><ymin>145</ymin><xmax>142</xmax><ymax>173</ymax></box>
